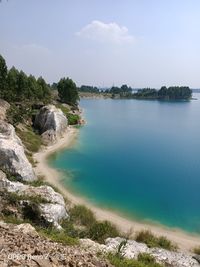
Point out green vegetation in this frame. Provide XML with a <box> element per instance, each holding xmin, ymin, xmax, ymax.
<box><xmin>133</xmin><ymin>86</ymin><xmax>192</xmax><ymax>99</ymax></box>
<box><xmin>68</xmin><ymin>204</ymin><xmax>120</xmax><ymax>243</ymax></box>
<box><xmin>56</xmin><ymin>103</ymin><xmax>80</xmax><ymax>125</ymax></box>
<box><xmin>135</xmin><ymin>230</ymin><xmax>177</xmax><ymax>251</ymax></box>
<box><xmin>193</xmin><ymin>246</ymin><xmax>200</xmax><ymax>255</ymax></box>
<box><xmin>87</xmin><ymin>220</ymin><xmax>119</xmax><ymax>243</ymax></box>
<box><xmin>67</xmin><ymin>113</ymin><xmax>80</xmax><ymax>125</ymax></box>
<box><xmin>108</xmin><ymin>252</ymin><xmax>163</xmax><ymax>267</ymax></box>
<box><xmin>57</xmin><ymin>77</ymin><xmax>79</xmax><ymax>106</ymax></box>
<box><xmin>79</xmin><ymin>85</ymin><xmax>100</xmax><ymax>93</ymax></box>
<box><xmin>0</xmin><ymin>56</ymin><xmax>51</xmax><ymax>103</ymax></box>
<box><xmin>7</xmin><ymin>191</ymin><xmax>49</xmax><ymax>205</ymax></box>
<box><xmin>103</xmin><ymin>85</ymin><xmax>192</xmax><ymax>100</ymax></box>
<box><xmin>38</xmin><ymin>227</ymin><xmax>79</xmax><ymax>246</ymax></box>
<box><xmin>70</xmin><ymin>205</ymin><xmax>96</xmax><ymax>227</ymax></box>
<box><xmin>105</xmin><ymin>84</ymin><xmax>132</xmax><ymax>98</ymax></box>
<box><xmin>16</xmin><ymin>126</ymin><xmax>42</xmax><ymax>153</ymax></box>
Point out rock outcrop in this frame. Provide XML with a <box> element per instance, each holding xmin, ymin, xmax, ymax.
<box><xmin>0</xmin><ymin>171</ymin><xmax>68</xmax><ymax>228</ymax></box>
<box><xmin>0</xmin><ymin>99</ymin><xmax>10</xmax><ymax>120</ymax></box>
<box><xmin>80</xmin><ymin>237</ymin><xmax>200</xmax><ymax>267</ymax></box>
<box><xmin>0</xmin><ymin>121</ymin><xmax>36</xmax><ymax>181</ymax></box>
<box><xmin>34</xmin><ymin>105</ymin><xmax>68</xmax><ymax>144</ymax></box>
<box><xmin>0</xmin><ymin>221</ymin><xmax>112</xmax><ymax>267</ymax></box>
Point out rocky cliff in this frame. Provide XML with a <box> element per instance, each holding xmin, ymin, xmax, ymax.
<box><xmin>0</xmin><ymin>121</ymin><xmax>36</xmax><ymax>182</ymax></box>
<box><xmin>81</xmin><ymin>238</ymin><xmax>200</xmax><ymax>267</ymax></box>
<box><xmin>0</xmin><ymin>170</ymin><xmax>68</xmax><ymax>229</ymax></box>
<box><xmin>34</xmin><ymin>105</ymin><xmax>68</xmax><ymax>144</ymax></box>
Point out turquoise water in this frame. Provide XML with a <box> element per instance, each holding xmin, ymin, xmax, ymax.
<box><xmin>49</xmin><ymin>95</ymin><xmax>200</xmax><ymax>233</ymax></box>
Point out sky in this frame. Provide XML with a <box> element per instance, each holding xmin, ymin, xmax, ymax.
<box><xmin>0</xmin><ymin>0</ymin><xmax>200</xmax><ymax>88</ymax></box>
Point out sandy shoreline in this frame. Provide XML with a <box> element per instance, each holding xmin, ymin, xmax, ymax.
<box><xmin>34</xmin><ymin>127</ymin><xmax>200</xmax><ymax>252</ymax></box>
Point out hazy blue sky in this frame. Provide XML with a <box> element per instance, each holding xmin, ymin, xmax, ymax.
<box><xmin>0</xmin><ymin>0</ymin><xmax>200</xmax><ymax>88</ymax></box>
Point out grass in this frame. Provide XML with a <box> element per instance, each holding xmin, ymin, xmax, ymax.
<box><xmin>7</xmin><ymin>191</ymin><xmax>49</xmax><ymax>205</ymax></box>
<box><xmin>56</xmin><ymin>103</ymin><xmax>80</xmax><ymax>125</ymax></box>
<box><xmin>70</xmin><ymin>205</ymin><xmax>96</xmax><ymax>227</ymax></box>
<box><xmin>135</xmin><ymin>230</ymin><xmax>177</xmax><ymax>251</ymax></box>
<box><xmin>193</xmin><ymin>246</ymin><xmax>200</xmax><ymax>255</ymax></box>
<box><xmin>55</xmin><ymin>103</ymin><xmax>70</xmax><ymax>116</ymax></box>
<box><xmin>1</xmin><ymin>215</ymin><xmax>24</xmax><ymax>225</ymax></box>
<box><xmin>68</xmin><ymin>204</ymin><xmax>120</xmax><ymax>243</ymax></box>
<box><xmin>108</xmin><ymin>252</ymin><xmax>164</xmax><ymax>267</ymax></box>
<box><xmin>38</xmin><ymin>227</ymin><xmax>79</xmax><ymax>246</ymax></box>
<box><xmin>16</xmin><ymin>126</ymin><xmax>42</xmax><ymax>153</ymax></box>
<box><xmin>67</xmin><ymin>113</ymin><xmax>80</xmax><ymax>125</ymax></box>
<box><xmin>86</xmin><ymin>220</ymin><xmax>120</xmax><ymax>243</ymax></box>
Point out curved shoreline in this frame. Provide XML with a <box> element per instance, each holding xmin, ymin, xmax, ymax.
<box><xmin>34</xmin><ymin>127</ymin><xmax>200</xmax><ymax>252</ymax></box>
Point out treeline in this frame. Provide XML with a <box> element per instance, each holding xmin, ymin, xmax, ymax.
<box><xmin>78</xmin><ymin>85</ymin><xmax>100</xmax><ymax>93</ymax></box>
<box><xmin>134</xmin><ymin>86</ymin><xmax>192</xmax><ymax>99</ymax></box>
<box><xmin>0</xmin><ymin>55</ymin><xmax>51</xmax><ymax>103</ymax></box>
<box><xmin>0</xmin><ymin>54</ymin><xmax>79</xmax><ymax>106</ymax></box>
<box><xmin>102</xmin><ymin>85</ymin><xmax>192</xmax><ymax>100</ymax></box>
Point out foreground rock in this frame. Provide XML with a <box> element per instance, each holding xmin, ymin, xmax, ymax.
<box><xmin>0</xmin><ymin>171</ymin><xmax>68</xmax><ymax>228</ymax></box>
<box><xmin>34</xmin><ymin>105</ymin><xmax>68</xmax><ymax>144</ymax></box>
<box><xmin>0</xmin><ymin>121</ymin><xmax>36</xmax><ymax>181</ymax></box>
<box><xmin>0</xmin><ymin>99</ymin><xmax>10</xmax><ymax>120</ymax></box>
<box><xmin>0</xmin><ymin>221</ymin><xmax>112</xmax><ymax>267</ymax></box>
<box><xmin>81</xmin><ymin>237</ymin><xmax>200</xmax><ymax>267</ymax></box>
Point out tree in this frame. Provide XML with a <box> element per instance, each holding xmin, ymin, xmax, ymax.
<box><xmin>57</xmin><ymin>77</ymin><xmax>79</xmax><ymax>106</ymax></box>
<box><xmin>0</xmin><ymin>54</ymin><xmax>8</xmax><ymax>98</ymax></box>
<box><xmin>6</xmin><ymin>66</ymin><xmax>19</xmax><ymax>101</ymax></box>
<box><xmin>37</xmin><ymin>76</ymin><xmax>51</xmax><ymax>103</ymax></box>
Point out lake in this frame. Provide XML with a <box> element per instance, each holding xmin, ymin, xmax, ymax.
<box><xmin>49</xmin><ymin>95</ymin><xmax>200</xmax><ymax>234</ymax></box>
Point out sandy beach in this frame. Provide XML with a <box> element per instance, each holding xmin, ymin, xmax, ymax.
<box><xmin>34</xmin><ymin>127</ymin><xmax>200</xmax><ymax>252</ymax></box>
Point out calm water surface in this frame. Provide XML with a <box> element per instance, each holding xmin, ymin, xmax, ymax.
<box><xmin>49</xmin><ymin>94</ymin><xmax>200</xmax><ymax>233</ymax></box>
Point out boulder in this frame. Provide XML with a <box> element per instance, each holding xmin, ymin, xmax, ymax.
<box><xmin>0</xmin><ymin>172</ymin><xmax>68</xmax><ymax>228</ymax></box>
<box><xmin>81</xmin><ymin>237</ymin><xmax>200</xmax><ymax>267</ymax></box>
<box><xmin>0</xmin><ymin>121</ymin><xmax>36</xmax><ymax>181</ymax></box>
<box><xmin>34</xmin><ymin>105</ymin><xmax>68</xmax><ymax>144</ymax></box>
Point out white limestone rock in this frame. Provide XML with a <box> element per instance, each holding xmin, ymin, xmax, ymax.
<box><xmin>0</xmin><ymin>172</ymin><xmax>69</xmax><ymax>228</ymax></box>
<box><xmin>34</xmin><ymin>105</ymin><xmax>68</xmax><ymax>144</ymax></box>
<box><xmin>39</xmin><ymin>203</ymin><xmax>68</xmax><ymax>229</ymax></box>
<box><xmin>0</xmin><ymin>121</ymin><xmax>36</xmax><ymax>181</ymax></box>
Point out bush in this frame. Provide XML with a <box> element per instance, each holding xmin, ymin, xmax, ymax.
<box><xmin>38</xmin><ymin>228</ymin><xmax>79</xmax><ymax>246</ymax></box>
<box><xmin>107</xmin><ymin>253</ymin><xmax>163</xmax><ymax>267</ymax></box>
<box><xmin>7</xmin><ymin>104</ymin><xmax>33</xmax><ymax>125</ymax></box>
<box><xmin>7</xmin><ymin>192</ymin><xmax>49</xmax><ymax>205</ymax></box>
<box><xmin>67</xmin><ymin>113</ymin><xmax>80</xmax><ymax>125</ymax></box>
<box><xmin>16</xmin><ymin>127</ymin><xmax>42</xmax><ymax>153</ymax></box>
<box><xmin>70</xmin><ymin>205</ymin><xmax>96</xmax><ymax>227</ymax></box>
<box><xmin>135</xmin><ymin>230</ymin><xmax>177</xmax><ymax>251</ymax></box>
<box><xmin>87</xmin><ymin>221</ymin><xmax>120</xmax><ymax>243</ymax></box>
<box><xmin>55</xmin><ymin>103</ymin><xmax>69</xmax><ymax>116</ymax></box>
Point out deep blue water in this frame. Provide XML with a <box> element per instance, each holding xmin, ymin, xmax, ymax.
<box><xmin>49</xmin><ymin>95</ymin><xmax>200</xmax><ymax>233</ymax></box>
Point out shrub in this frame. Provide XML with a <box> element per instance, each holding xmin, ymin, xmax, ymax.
<box><xmin>16</xmin><ymin>127</ymin><xmax>42</xmax><ymax>153</ymax></box>
<box><xmin>1</xmin><ymin>215</ymin><xmax>24</xmax><ymax>225</ymax></box>
<box><xmin>70</xmin><ymin>205</ymin><xmax>96</xmax><ymax>227</ymax></box>
<box><xmin>135</xmin><ymin>230</ymin><xmax>177</xmax><ymax>251</ymax></box>
<box><xmin>55</xmin><ymin>103</ymin><xmax>69</xmax><ymax>116</ymax></box>
<box><xmin>107</xmin><ymin>253</ymin><xmax>164</xmax><ymax>267</ymax></box>
<box><xmin>67</xmin><ymin>113</ymin><xmax>80</xmax><ymax>125</ymax></box>
<box><xmin>7</xmin><ymin>192</ymin><xmax>49</xmax><ymax>205</ymax></box>
<box><xmin>87</xmin><ymin>221</ymin><xmax>120</xmax><ymax>243</ymax></box>
<box><xmin>38</xmin><ymin>228</ymin><xmax>78</xmax><ymax>246</ymax></box>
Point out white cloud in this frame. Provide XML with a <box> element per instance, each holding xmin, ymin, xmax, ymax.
<box><xmin>76</xmin><ymin>20</ymin><xmax>135</xmax><ymax>44</ymax></box>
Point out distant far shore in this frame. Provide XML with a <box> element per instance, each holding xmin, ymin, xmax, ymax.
<box><xmin>34</xmin><ymin>125</ymin><xmax>200</xmax><ymax>252</ymax></box>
